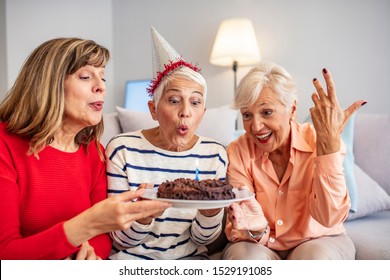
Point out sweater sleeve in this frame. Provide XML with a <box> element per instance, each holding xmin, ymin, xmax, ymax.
<box><xmin>0</xmin><ymin>135</ymin><xmax>111</xmax><ymax>260</ymax></box>
<box><xmin>85</xmin><ymin>150</ymin><xmax>112</xmax><ymax>259</ymax></box>
<box><xmin>0</xmin><ymin>136</ymin><xmax>79</xmax><ymax>259</ymax></box>
<box><xmin>105</xmin><ymin>137</ymin><xmax>146</xmax><ymax>247</ymax></box>
<box><xmin>0</xmin><ymin>170</ymin><xmax>78</xmax><ymax>260</ymax></box>
<box><xmin>190</xmin><ymin>210</ymin><xmax>223</xmax><ymax>245</ymax></box>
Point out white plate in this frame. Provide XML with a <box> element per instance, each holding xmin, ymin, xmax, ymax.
<box><xmin>141</xmin><ymin>188</ymin><xmax>254</xmax><ymax>209</ymax></box>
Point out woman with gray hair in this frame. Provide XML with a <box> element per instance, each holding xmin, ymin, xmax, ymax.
<box><xmin>223</xmin><ymin>62</ymin><xmax>366</xmax><ymax>260</ymax></box>
<box><xmin>105</xmin><ymin>28</ymin><xmax>226</xmax><ymax>260</ymax></box>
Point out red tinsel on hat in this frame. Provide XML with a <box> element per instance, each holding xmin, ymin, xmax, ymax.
<box><xmin>147</xmin><ymin>59</ymin><xmax>201</xmax><ymax>96</ymax></box>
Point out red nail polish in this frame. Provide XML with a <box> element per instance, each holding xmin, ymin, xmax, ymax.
<box><xmin>323</xmin><ymin>68</ymin><xmax>328</xmax><ymax>74</ymax></box>
<box><xmin>313</xmin><ymin>78</ymin><xmax>317</xmax><ymax>82</ymax></box>
<box><xmin>362</xmin><ymin>101</ymin><xmax>367</xmax><ymax>106</ymax></box>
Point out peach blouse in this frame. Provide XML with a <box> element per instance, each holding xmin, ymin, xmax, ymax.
<box><xmin>225</xmin><ymin>121</ymin><xmax>350</xmax><ymax>251</ymax></box>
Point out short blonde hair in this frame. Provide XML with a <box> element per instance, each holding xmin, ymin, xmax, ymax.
<box><xmin>0</xmin><ymin>37</ymin><xmax>110</xmax><ymax>158</ymax></box>
<box><xmin>152</xmin><ymin>66</ymin><xmax>207</xmax><ymax>107</ymax></box>
<box><xmin>234</xmin><ymin>62</ymin><xmax>297</xmax><ymax>110</ymax></box>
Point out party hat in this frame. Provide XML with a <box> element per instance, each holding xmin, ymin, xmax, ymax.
<box><xmin>147</xmin><ymin>27</ymin><xmax>200</xmax><ymax>95</ymax></box>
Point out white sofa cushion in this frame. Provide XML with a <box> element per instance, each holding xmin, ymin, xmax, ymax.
<box><xmin>353</xmin><ymin>114</ymin><xmax>390</xmax><ymax>195</ymax></box>
<box><xmin>101</xmin><ymin>112</ymin><xmax>122</xmax><ymax>146</ymax></box>
<box><xmin>116</xmin><ymin>105</ymin><xmax>237</xmax><ymax>146</ymax></box>
<box><xmin>347</xmin><ymin>164</ymin><xmax>390</xmax><ymax>221</ymax></box>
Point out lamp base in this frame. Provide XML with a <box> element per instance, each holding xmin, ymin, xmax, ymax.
<box><xmin>232</xmin><ymin>60</ymin><xmax>238</xmax><ymax>91</ymax></box>
<box><xmin>232</xmin><ymin>60</ymin><xmax>238</xmax><ymax>130</ymax></box>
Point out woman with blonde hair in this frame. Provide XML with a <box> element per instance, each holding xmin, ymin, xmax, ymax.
<box><xmin>0</xmin><ymin>37</ymin><xmax>170</xmax><ymax>260</ymax></box>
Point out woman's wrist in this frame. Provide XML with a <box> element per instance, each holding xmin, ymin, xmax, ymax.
<box><xmin>247</xmin><ymin>223</ymin><xmax>268</xmax><ymax>239</ymax></box>
<box><xmin>316</xmin><ymin>138</ymin><xmax>340</xmax><ymax>156</ymax></box>
<box><xmin>199</xmin><ymin>208</ymin><xmax>222</xmax><ymax>217</ymax></box>
<box><xmin>136</xmin><ymin>217</ymin><xmax>154</xmax><ymax>225</ymax></box>
<box><xmin>64</xmin><ymin>208</ymin><xmax>100</xmax><ymax>247</ymax></box>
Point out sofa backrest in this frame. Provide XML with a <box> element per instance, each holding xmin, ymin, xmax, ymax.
<box><xmin>101</xmin><ymin>112</ymin><xmax>122</xmax><ymax>147</ymax></box>
<box><xmin>353</xmin><ymin>114</ymin><xmax>390</xmax><ymax>195</ymax></box>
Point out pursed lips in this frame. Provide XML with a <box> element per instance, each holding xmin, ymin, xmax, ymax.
<box><xmin>178</xmin><ymin>124</ymin><xmax>189</xmax><ymax>135</ymax></box>
<box><xmin>89</xmin><ymin>101</ymin><xmax>104</xmax><ymax>111</ymax></box>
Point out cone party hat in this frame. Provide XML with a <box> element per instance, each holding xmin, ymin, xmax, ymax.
<box><xmin>147</xmin><ymin>27</ymin><xmax>200</xmax><ymax>95</ymax></box>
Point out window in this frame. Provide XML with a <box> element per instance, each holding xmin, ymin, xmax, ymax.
<box><xmin>123</xmin><ymin>79</ymin><xmax>151</xmax><ymax>112</ymax></box>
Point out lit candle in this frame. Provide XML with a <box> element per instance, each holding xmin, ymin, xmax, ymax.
<box><xmin>195</xmin><ymin>158</ymin><xmax>199</xmax><ymax>181</ymax></box>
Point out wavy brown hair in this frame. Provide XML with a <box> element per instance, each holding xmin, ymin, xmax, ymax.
<box><xmin>0</xmin><ymin>38</ymin><xmax>110</xmax><ymax>159</ymax></box>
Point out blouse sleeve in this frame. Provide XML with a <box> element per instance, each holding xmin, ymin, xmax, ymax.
<box><xmin>224</xmin><ymin>140</ymin><xmax>261</xmax><ymax>243</ymax></box>
<box><xmin>309</xmin><ymin>146</ymin><xmax>351</xmax><ymax>227</ymax></box>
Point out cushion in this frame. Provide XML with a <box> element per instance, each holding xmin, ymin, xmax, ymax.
<box><xmin>117</xmin><ymin>106</ymin><xmax>157</xmax><ymax>131</ymax></box>
<box><xmin>341</xmin><ymin>113</ymin><xmax>357</xmax><ymax>212</ymax></box>
<box><xmin>344</xmin><ymin>211</ymin><xmax>390</xmax><ymax>259</ymax></box>
<box><xmin>353</xmin><ymin>114</ymin><xmax>390</xmax><ymax>195</ymax></box>
<box><xmin>305</xmin><ymin>114</ymin><xmax>358</xmax><ymax>212</ymax></box>
<box><xmin>346</xmin><ymin>164</ymin><xmax>390</xmax><ymax>221</ymax></box>
<box><xmin>101</xmin><ymin>112</ymin><xmax>122</xmax><ymax>146</ymax></box>
<box><xmin>116</xmin><ymin>105</ymin><xmax>237</xmax><ymax>146</ymax></box>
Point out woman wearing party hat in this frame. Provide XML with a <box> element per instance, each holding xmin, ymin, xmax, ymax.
<box><xmin>105</xmin><ymin>28</ymin><xmax>227</xmax><ymax>260</ymax></box>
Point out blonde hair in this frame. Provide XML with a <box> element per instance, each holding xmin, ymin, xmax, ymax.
<box><xmin>152</xmin><ymin>66</ymin><xmax>207</xmax><ymax>107</ymax></box>
<box><xmin>0</xmin><ymin>37</ymin><xmax>110</xmax><ymax>159</ymax></box>
<box><xmin>234</xmin><ymin>62</ymin><xmax>297</xmax><ymax>110</ymax></box>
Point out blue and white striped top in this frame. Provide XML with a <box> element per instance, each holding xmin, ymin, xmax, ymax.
<box><xmin>105</xmin><ymin>130</ymin><xmax>228</xmax><ymax>260</ymax></box>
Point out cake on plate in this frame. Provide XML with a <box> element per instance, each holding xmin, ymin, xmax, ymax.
<box><xmin>157</xmin><ymin>178</ymin><xmax>235</xmax><ymax>200</ymax></box>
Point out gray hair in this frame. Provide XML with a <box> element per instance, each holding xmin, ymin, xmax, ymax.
<box><xmin>152</xmin><ymin>66</ymin><xmax>207</xmax><ymax>107</ymax></box>
<box><xmin>234</xmin><ymin>62</ymin><xmax>297</xmax><ymax>110</ymax></box>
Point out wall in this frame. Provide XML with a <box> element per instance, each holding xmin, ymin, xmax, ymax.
<box><xmin>112</xmin><ymin>0</ymin><xmax>390</xmax><ymax>122</ymax></box>
<box><xmin>2</xmin><ymin>0</ymin><xmax>390</xmax><ymax>123</ymax></box>
<box><xmin>0</xmin><ymin>0</ymin><xmax>7</xmax><ymax>99</ymax></box>
<box><xmin>2</xmin><ymin>0</ymin><xmax>114</xmax><ymax>108</ymax></box>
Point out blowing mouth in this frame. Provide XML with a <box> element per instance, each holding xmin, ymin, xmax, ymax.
<box><xmin>178</xmin><ymin>125</ymin><xmax>189</xmax><ymax>135</ymax></box>
<box><xmin>89</xmin><ymin>101</ymin><xmax>104</xmax><ymax>111</ymax></box>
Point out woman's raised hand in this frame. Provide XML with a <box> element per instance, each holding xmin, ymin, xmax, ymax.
<box><xmin>310</xmin><ymin>68</ymin><xmax>366</xmax><ymax>156</ymax></box>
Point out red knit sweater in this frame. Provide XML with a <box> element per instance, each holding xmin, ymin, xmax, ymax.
<box><xmin>0</xmin><ymin>122</ymin><xmax>112</xmax><ymax>259</ymax></box>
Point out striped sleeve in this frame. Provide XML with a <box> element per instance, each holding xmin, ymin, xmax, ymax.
<box><xmin>190</xmin><ymin>210</ymin><xmax>224</xmax><ymax>245</ymax></box>
<box><xmin>110</xmin><ymin>220</ymin><xmax>155</xmax><ymax>248</ymax></box>
<box><xmin>105</xmin><ymin>132</ymin><xmax>229</xmax><ymax>259</ymax></box>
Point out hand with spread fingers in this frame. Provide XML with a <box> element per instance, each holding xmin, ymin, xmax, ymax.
<box><xmin>310</xmin><ymin>68</ymin><xmax>366</xmax><ymax>156</ymax></box>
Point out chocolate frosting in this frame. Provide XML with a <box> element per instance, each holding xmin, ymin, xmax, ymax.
<box><xmin>157</xmin><ymin>178</ymin><xmax>235</xmax><ymax>200</ymax></box>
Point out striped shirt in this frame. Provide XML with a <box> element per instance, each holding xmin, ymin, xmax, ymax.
<box><xmin>105</xmin><ymin>130</ymin><xmax>228</xmax><ymax>260</ymax></box>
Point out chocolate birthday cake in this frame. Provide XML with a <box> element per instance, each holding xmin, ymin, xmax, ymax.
<box><xmin>157</xmin><ymin>178</ymin><xmax>236</xmax><ymax>200</ymax></box>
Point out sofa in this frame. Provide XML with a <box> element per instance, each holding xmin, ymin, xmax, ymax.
<box><xmin>101</xmin><ymin>107</ymin><xmax>390</xmax><ymax>260</ymax></box>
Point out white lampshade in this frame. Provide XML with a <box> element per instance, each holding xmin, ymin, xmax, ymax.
<box><xmin>210</xmin><ymin>18</ymin><xmax>261</xmax><ymax>67</ymax></box>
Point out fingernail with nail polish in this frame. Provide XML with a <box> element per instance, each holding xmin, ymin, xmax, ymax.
<box><xmin>323</xmin><ymin>68</ymin><xmax>328</xmax><ymax>74</ymax></box>
<box><xmin>313</xmin><ymin>78</ymin><xmax>317</xmax><ymax>82</ymax></box>
<box><xmin>362</xmin><ymin>101</ymin><xmax>367</xmax><ymax>106</ymax></box>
